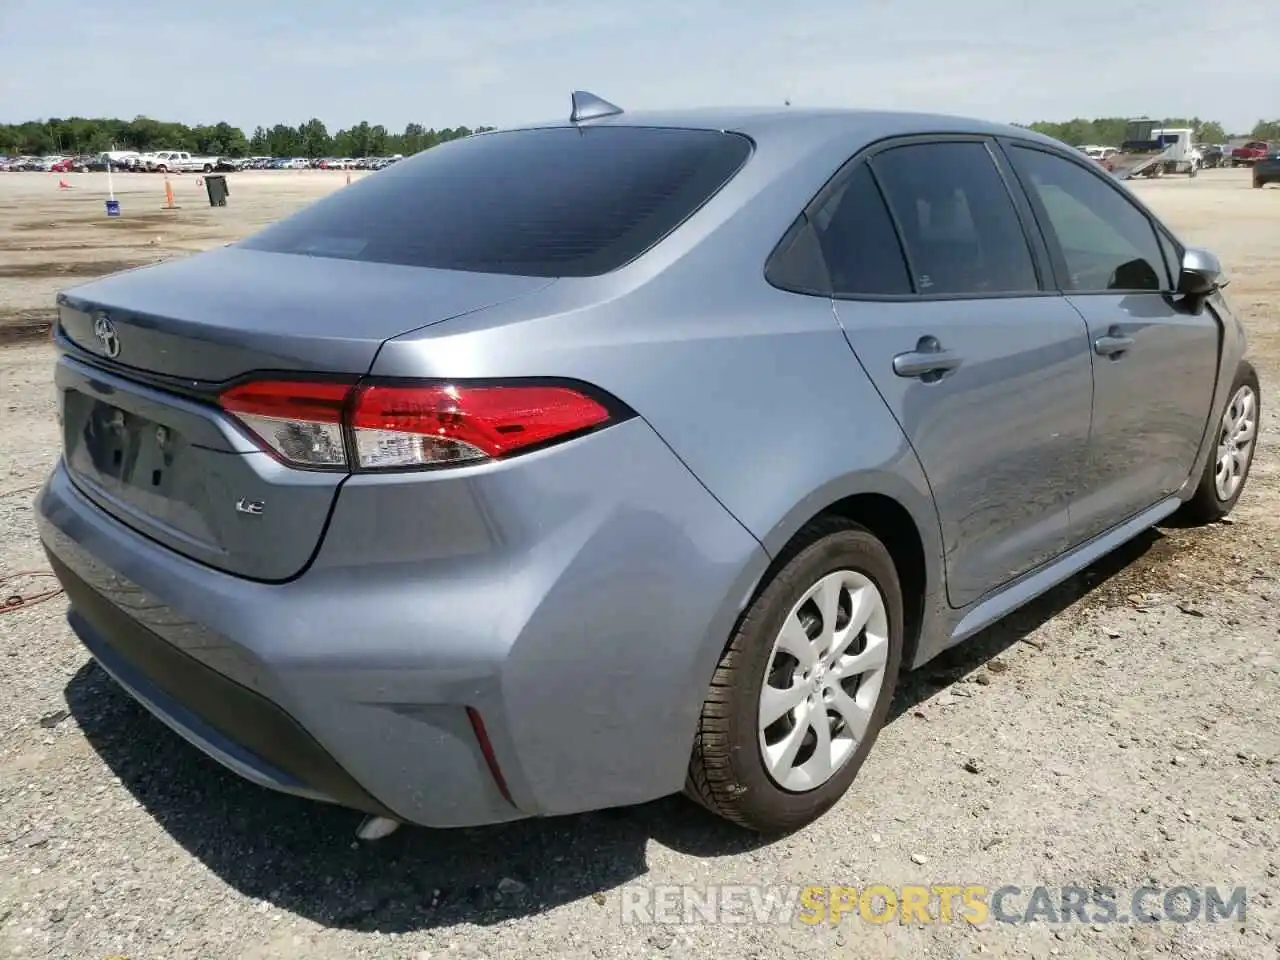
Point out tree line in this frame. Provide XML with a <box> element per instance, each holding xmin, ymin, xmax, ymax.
<box><xmin>1021</xmin><ymin>117</ymin><xmax>1280</xmax><ymax>146</ymax></box>
<box><xmin>0</xmin><ymin>116</ymin><xmax>496</xmax><ymax>158</ymax></box>
<box><xmin>3</xmin><ymin>114</ymin><xmax>1279</xmax><ymax>159</ymax></box>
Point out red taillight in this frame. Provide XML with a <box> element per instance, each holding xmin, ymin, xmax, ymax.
<box><xmin>218</xmin><ymin>378</ymin><xmax>616</xmax><ymax>471</ymax></box>
<box><xmin>349</xmin><ymin>383</ymin><xmax>611</xmax><ymax>469</ymax></box>
<box><xmin>219</xmin><ymin>379</ymin><xmax>352</xmax><ymax>468</ymax></box>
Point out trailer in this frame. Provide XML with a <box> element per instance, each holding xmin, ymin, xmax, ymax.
<box><xmin>1103</xmin><ymin>119</ymin><xmax>1202</xmax><ymax>179</ymax></box>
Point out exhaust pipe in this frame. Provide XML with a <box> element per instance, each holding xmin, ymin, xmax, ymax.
<box><xmin>355</xmin><ymin>815</ymin><xmax>401</xmax><ymax>841</ymax></box>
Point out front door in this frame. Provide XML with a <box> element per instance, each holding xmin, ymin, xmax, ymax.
<box><xmin>1003</xmin><ymin>142</ymin><xmax>1220</xmax><ymax>543</ymax></box>
<box><xmin>818</xmin><ymin>140</ymin><xmax>1095</xmax><ymax>608</ymax></box>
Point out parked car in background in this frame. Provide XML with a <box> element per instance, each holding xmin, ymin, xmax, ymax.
<box><xmin>99</xmin><ymin>152</ymin><xmax>144</xmax><ymax>171</ymax></box>
<box><xmin>39</xmin><ymin>99</ymin><xmax>1260</xmax><ymax>837</ymax></box>
<box><xmin>1200</xmin><ymin>144</ymin><xmax>1227</xmax><ymax>168</ymax></box>
<box><xmin>1076</xmin><ymin>144</ymin><xmax>1115</xmax><ymax>164</ymax></box>
<box><xmin>149</xmin><ymin>151</ymin><xmax>219</xmax><ymax>173</ymax></box>
<box><xmin>1253</xmin><ymin>150</ymin><xmax>1280</xmax><ymax>188</ymax></box>
<box><xmin>1231</xmin><ymin>141</ymin><xmax>1270</xmax><ymax>166</ymax></box>
<box><xmin>51</xmin><ymin>156</ymin><xmax>88</xmax><ymax>173</ymax></box>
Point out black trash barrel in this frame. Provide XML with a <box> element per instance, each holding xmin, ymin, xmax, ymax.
<box><xmin>205</xmin><ymin>174</ymin><xmax>229</xmax><ymax>207</ymax></box>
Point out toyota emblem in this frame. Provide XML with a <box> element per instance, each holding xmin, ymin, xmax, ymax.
<box><xmin>92</xmin><ymin>313</ymin><xmax>121</xmax><ymax>359</ymax></box>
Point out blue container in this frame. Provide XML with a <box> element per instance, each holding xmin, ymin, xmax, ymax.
<box><xmin>105</xmin><ymin>199</ymin><xmax>120</xmax><ymax>218</ymax></box>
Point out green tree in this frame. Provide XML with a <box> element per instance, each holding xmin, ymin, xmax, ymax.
<box><xmin>266</xmin><ymin>123</ymin><xmax>301</xmax><ymax>155</ymax></box>
<box><xmin>1</xmin><ymin>114</ymin><xmax>491</xmax><ymax>158</ymax></box>
<box><xmin>1197</xmin><ymin>121</ymin><xmax>1227</xmax><ymax>144</ymax></box>
<box><xmin>1251</xmin><ymin>119</ymin><xmax>1280</xmax><ymax>140</ymax></box>
<box><xmin>297</xmin><ymin>118</ymin><xmax>332</xmax><ymax>158</ymax></box>
<box><xmin>1023</xmin><ymin>115</ymin><xmax>1231</xmax><ymax>148</ymax></box>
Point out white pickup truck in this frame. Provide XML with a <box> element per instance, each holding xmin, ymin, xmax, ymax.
<box><xmin>144</xmin><ymin>150</ymin><xmax>219</xmax><ymax>173</ymax></box>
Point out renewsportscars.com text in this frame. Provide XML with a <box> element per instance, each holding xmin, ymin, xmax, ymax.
<box><xmin>619</xmin><ymin>883</ymin><xmax>1248</xmax><ymax>926</ymax></box>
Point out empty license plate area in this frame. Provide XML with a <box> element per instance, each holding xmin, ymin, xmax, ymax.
<box><xmin>73</xmin><ymin>396</ymin><xmax>185</xmax><ymax>495</ymax></box>
<box><xmin>57</xmin><ymin>368</ymin><xmax>237</xmax><ymax>552</ymax></box>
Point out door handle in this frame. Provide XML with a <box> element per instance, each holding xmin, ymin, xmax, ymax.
<box><xmin>1093</xmin><ymin>331</ymin><xmax>1134</xmax><ymax>358</ymax></box>
<box><xmin>893</xmin><ymin>336</ymin><xmax>963</xmax><ymax>380</ymax></box>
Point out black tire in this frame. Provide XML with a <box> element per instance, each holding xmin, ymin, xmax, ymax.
<box><xmin>686</xmin><ymin>516</ymin><xmax>904</xmax><ymax>833</ymax></box>
<box><xmin>203</xmin><ymin>164</ymin><xmax>212</xmax><ymax>173</ymax></box>
<box><xmin>1178</xmin><ymin>361</ymin><xmax>1261</xmax><ymax>524</ymax></box>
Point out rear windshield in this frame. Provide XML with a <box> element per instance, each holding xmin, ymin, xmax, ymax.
<box><xmin>240</xmin><ymin>126</ymin><xmax>753</xmax><ymax>277</ymax></box>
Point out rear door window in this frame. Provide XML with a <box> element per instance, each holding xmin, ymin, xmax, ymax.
<box><xmin>809</xmin><ymin>163</ymin><xmax>914</xmax><ymax>296</ymax></box>
<box><xmin>869</xmin><ymin>141</ymin><xmax>1041</xmax><ymax>296</ymax></box>
<box><xmin>240</xmin><ymin>127</ymin><xmax>753</xmax><ymax>278</ymax></box>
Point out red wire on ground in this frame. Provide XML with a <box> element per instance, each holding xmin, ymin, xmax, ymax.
<box><xmin>0</xmin><ymin>571</ymin><xmax>64</xmax><ymax>614</ymax></box>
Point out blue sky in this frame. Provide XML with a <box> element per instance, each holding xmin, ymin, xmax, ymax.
<box><xmin>1</xmin><ymin>0</ymin><xmax>1275</xmax><ymax>134</ymax></box>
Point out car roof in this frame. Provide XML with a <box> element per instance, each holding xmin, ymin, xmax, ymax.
<box><xmin>497</xmin><ymin>105</ymin><xmax>1066</xmax><ymax>153</ymax></box>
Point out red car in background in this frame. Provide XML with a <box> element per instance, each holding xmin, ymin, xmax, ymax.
<box><xmin>50</xmin><ymin>156</ymin><xmax>88</xmax><ymax>173</ymax></box>
<box><xmin>1231</xmin><ymin>141</ymin><xmax>1271</xmax><ymax>166</ymax></box>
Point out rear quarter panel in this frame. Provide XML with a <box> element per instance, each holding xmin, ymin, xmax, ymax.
<box><xmin>370</xmin><ymin>124</ymin><xmax>950</xmax><ymax>666</ymax></box>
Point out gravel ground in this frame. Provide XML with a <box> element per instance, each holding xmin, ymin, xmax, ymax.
<box><xmin>0</xmin><ymin>168</ymin><xmax>1277</xmax><ymax>959</ymax></box>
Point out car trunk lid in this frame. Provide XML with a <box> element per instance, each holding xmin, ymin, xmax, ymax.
<box><xmin>54</xmin><ymin>247</ymin><xmax>554</xmax><ymax>580</ymax></box>
<box><xmin>57</xmin><ymin>246</ymin><xmax>554</xmax><ymax>383</ymax></box>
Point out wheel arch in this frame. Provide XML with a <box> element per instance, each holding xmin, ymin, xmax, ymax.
<box><xmin>821</xmin><ymin>493</ymin><xmax>929</xmax><ymax>669</ymax></box>
<box><xmin>742</xmin><ymin>473</ymin><xmax>945</xmax><ymax>675</ymax></box>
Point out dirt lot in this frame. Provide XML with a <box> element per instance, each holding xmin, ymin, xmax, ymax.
<box><xmin>0</xmin><ymin>168</ymin><xmax>1277</xmax><ymax>960</ymax></box>
<box><xmin>0</xmin><ymin>170</ymin><xmax>364</xmax><ymax>343</ymax></box>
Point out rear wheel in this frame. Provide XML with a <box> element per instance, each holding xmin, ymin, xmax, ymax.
<box><xmin>1179</xmin><ymin>362</ymin><xmax>1261</xmax><ymax>524</ymax></box>
<box><xmin>686</xmin><ymin>517</ymin><xmax>904</xmax><ymax>833</ymax></box>
<box><xmin>203</xmin><ymin>164</ymin><xmax>213</xmax><ymax>173</ymax></box>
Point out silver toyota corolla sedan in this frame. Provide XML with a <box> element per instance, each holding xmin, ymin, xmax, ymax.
<box><xmin>38</xmin><ymin>93</ymin><xmax>1261</xmax><ymax>836</ymax></box>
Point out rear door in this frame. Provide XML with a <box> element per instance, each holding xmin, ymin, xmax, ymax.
<box><xmin>1002</xmin><ymin>142</ymin><xmax>1220</xmax><ymax>543</ymax></box>
<box><xmin>824</xmin><ymin>138</ymin><xmax>1095</xmax><ymax>608</ymax></box>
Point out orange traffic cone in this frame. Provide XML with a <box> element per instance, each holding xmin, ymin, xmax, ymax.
<box><xmin>195</xmin><ymin>177</ymin><xmax>204</xmax><ymax>187</ymax></box>
<box><xmin>345</xmin><ymin>172</ymin><xmax>351</xmax><ymax>185</ymax></box>
<box><xmin>162</xmin><ymin>177</ymin><xmax>178</xmax><ymax>210</ymax></box>
<box><xmin>58</xmin><ymin>177</ymin><xmax>72</xmax><ymax>189</ymax></box>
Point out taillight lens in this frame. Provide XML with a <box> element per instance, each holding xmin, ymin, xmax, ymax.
<box><xmin>218</xmin><ymin>378</ymin><xmax>617</xmax><ymax>471</ymax></box>
<box><xmin>218</xmin><ymin>380</ymin><xmax>350</xmax><ymax>468</ymax></box>
<box><xmin>349</xmin><ymin>383</ymin><xmax>611</xmax><ymax>469</ymax></box>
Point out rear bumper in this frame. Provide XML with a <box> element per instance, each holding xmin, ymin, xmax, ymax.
<box><xmin>38</xmin><ymin>417</ymin><xmax>768</xmax><ymax>828</ymax></box>
<box><xmin>51</xmin><ymin>549</ymin><xmax>396</xmax><ymax>817</ymax></box>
